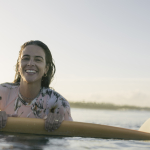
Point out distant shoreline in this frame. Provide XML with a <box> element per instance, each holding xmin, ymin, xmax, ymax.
<box><xmin>69</xmin><ymin>102</ymin><xmax>150</xmax><ymax>111</ymax></box>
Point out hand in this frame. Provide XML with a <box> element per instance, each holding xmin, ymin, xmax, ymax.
<box><xmin>0</xmin><ymin>112</ymin><xmax>18</xmax><ymax>129</ymax></box>
<box><xmin>45</xmin><ymin>113</ymin><xmax>64</xmax><ymax>132</ymax></box>
<box><xmin>0</xmin><ymin>111</ymin><xmax>7</xmax><ymax>129</ymax></box>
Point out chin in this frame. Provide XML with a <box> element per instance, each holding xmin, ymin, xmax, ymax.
<box><xmin>21</xmin><ymin>75</ymin><xmax>42</xmax><ymax>84</ymax></box>
<box><xmin>22</xmin><ymin>78</ymin><xmax>39</xmax><ymax>84</ymax></box>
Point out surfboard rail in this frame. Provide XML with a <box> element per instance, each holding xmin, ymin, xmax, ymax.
<box><xmin>1</xmin><ymin>117</ymin><xmax>150</xmax><ymax>140</ymax></box>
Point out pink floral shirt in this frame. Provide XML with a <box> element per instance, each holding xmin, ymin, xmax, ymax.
<box><xmin>0</xmin><ymin>83</ymin><xmax>73</xmax><ymax>121</ymax></box>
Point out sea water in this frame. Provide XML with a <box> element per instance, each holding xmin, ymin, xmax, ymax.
<box><xmin>0</xmin><ymin>108</ymin><xmax>150</xmax><ymax>150</ymax></box>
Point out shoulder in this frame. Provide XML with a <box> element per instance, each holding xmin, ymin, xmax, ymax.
<box><xmin>0</xmin><ymin>82</ymin><xmax>19</xmax><ymax>106</ymax></box>
<box><xmin>43</xmin><ymin>87</ymin><xmax>70</xmax><ymax>105</ymax></box>
<box><xmin>0</xmin><ymin>82</ymin><xmax>20</xmax><ymax>89</ymax></box>
<box><xmin>42</xmin><ymin>87</ymin><xmax>62</xmax><ymax>98</ymax></box>
<box><xmin>0</xmin><ymin>82</ymin><xmax>19</xmax><ymax>91</ymax></box>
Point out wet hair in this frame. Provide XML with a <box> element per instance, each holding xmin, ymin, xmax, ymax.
<box><xmin>13</xmin><ymin>40</ymin><xmax>56</xmax><ymax>88</ymax></box>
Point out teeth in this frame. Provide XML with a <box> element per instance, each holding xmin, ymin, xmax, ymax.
<box><xmin>26</xmin><ymin>70</ymin><xmax>36</xmax><ymax>73</ymax></box>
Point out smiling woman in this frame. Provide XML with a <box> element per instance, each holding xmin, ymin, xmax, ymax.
<box><xmin>0</xmin><ymin>40</ymin><xmax>73</xmax><ymax>132</ymax></box>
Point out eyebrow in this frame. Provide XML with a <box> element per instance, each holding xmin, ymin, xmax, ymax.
<box><xmin>22</xmin><ymin>55</ymin><xmax>44</xmax><ymax>60</ymax></box>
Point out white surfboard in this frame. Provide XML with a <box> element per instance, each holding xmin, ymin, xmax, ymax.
<box><xmin>139</xmin><ymin>118</ymin><xmax>150</xmax><ymax>133</ymax></box>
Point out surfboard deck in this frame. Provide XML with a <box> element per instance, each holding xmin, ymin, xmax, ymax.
<box><xmin>1</xmin><ymin>117</ymin><xmax>150</xmax><ymax>140</ymax></box>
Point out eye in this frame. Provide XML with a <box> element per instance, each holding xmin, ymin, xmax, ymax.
<box><xmin>35</xmin><ymin>59</ymin><xmax>41</xmax><ymax>62</ymax></box>
<box><xmin>22</xmin><ymin>57</ymin><xmax>29</xmax><ymax>60</ymax></box>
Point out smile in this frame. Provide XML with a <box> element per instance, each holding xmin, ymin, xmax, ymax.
<box><xmin>25</xmin><ymin>70</ymin><xmax>37</xmax><ymax>73</ymax></box>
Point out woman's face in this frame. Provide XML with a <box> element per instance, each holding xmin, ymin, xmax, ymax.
<box><xmin>19</xmin><ymin>45</ymin><xmax>49</xmax><ymax>85</ymax></box>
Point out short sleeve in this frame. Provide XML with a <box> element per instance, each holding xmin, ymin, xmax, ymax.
<box><xmin>0</xmin><ymin>83</ymin><xmax>10</xmax><ymax>110</ymax></box>
<box><xmin>46</xmin><ymin>89</ymin><xmax>73</xmax><ymax>121</ymax></box>
<box><xmin>0</xmin><ymin>82</ymin><xmax>19</xmax><ymax>111</ymax></box>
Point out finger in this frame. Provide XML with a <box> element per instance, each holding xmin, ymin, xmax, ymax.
<box><xmin>43</xmin><ymin>115</ymin><xmax>47</xmax><ymax>120</ymax></box>
<box><xmin>0</xmin><ymin>116</ymin><xmax>2</xmax><ymax>129</ymax></box>
<box><xmin>48</xmin><ymin>113</ymin><xmax>56</xmax><ymax>131</ymax></box>
<box><xmin>45</xmin><ymin>113</ymin><xmax>64</xmax><ymax>132</ymax></box>
<box><xmin>51</xmin><ymin>114</ymin><xmax>59</xmax><ymax>131</ymax></box>
<box><xmin>58</xmin><ymin>113</ymin><xmax>64</xmax><ymax>123</ymax></box>
<box><xmin>45</xmin><ymin>113</ymin><xmax>50</xmax><ymax>130</ymax></box>
<box><xmin>58</xmin><ymin>114</ymin><xmax>64</xmax><ymax>125</ymax></box>
<box><xmin>52</xmin><ymin>114</ymin><xmax>64</xmax><ymax>131</ymax></box>
<box><xmin>48</xmin><ymin>113</ymin><xmax>61</xmax><ymax>132</ymax></box>
<box><xmin>47</xmin><ymin>113</ymin><xmax>54</xmax><ymax>131</ymax></box>
<box><xmin>45</xmin><ymin>113</ymin><xmax>54</xmax><ymax>131</ymax></box>
<box><xmin>2</xmin><ymin>111</ymin><xmax>7</xmax><ymax>128</ymax></box>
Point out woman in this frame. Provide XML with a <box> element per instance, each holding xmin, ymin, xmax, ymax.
<box><xmin>0</xmin><ymin>40</ymin><xmax>73</xmax><ymax>132</ymax></box>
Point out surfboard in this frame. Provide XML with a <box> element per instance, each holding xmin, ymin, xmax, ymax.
<box><xmin>1</xmin><ymin>117</ymin><xmax>150</xmax><ymax>140</ymax></box>
<box><xmin>139</xmin><ymin>118</ymin><xmax>150</xmax><ymax>133</ymax></box>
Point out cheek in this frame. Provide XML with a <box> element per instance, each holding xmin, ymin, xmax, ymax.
<box><xmin>39</xmin><ymin>64</ymin><xmax>47</xmax><ymax>73</ymax></box>
<box><xmin>41</xmin><ymin>68</ymin><xmax>46</xmax><ymax>75</ymax></box>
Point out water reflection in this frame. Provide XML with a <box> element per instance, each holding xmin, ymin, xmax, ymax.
<box><xmin>0</xmin><ymin>132</ymin><xmax>59</xmax><ymax>150</ymax></box>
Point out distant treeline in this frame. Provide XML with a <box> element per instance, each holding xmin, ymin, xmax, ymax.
<box><xmin>69</xmin><ymin>102</ymin><xmax>150</xmax><ymax>111</ymax></box>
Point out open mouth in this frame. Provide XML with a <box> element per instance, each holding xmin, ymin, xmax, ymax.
<box><xmin>25</xmin><ymin>70</ymin><xmax>37</xmax><ymax>74</ymax></box>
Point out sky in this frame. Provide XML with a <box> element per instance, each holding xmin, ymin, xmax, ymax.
<box><xmin>0</xmin><ymin>0</ymin><xmax>150</xmax><ymax>106</ymax></box>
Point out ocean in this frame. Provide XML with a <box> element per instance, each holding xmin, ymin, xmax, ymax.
<box><xmin>0</xmin><ymin>108</ymin><xmax>150</xmax><ymax>150</ymax></box>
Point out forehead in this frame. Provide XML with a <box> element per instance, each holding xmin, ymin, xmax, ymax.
<box><xmin>21</xmin><ymin>45</ymin><xmax>45</xmax><ymax>58</ymax></box>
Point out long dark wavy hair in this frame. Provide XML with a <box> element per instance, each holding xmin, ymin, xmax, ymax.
<box><xmin>13</xmin><ymin>40</ymin><xmax>56</xmax><ymax>88</ymax></box>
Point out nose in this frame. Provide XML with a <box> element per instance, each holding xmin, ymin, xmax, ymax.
<box><xmin>27</xmin><ymin>59</ymin><xmax>35</xmax><ymax>66</ymax></box>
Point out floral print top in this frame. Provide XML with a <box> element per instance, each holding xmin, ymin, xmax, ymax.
<box><xmin>0</xmin><ymin>83</ymin><xmax>73</xmax><ymax>121</ymax></box>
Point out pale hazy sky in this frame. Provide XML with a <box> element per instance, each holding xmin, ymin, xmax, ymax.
<box><xmin>0</xmin><ymin>0</ymin><xmax>150</xmax><ymax>106</ymax></box>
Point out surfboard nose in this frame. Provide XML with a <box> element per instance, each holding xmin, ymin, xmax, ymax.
<box><xmin>139</xmin><ymin>118</ymin><xmax>150</xmax><ymax>133</ymax></box>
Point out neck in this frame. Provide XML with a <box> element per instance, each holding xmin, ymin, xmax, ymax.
<box><xmin>19</xmin><ymin>79</ymin><xmax>41</xmax><ymax>102</ymax></box>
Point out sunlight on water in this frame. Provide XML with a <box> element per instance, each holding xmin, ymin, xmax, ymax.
<box><xmin>71</xmin><ymin>108</ymin><xmax>149</xmax><ymax>129</ymax></box>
